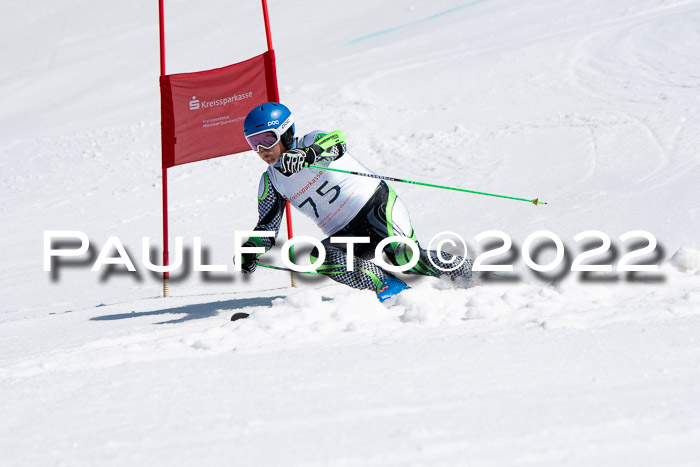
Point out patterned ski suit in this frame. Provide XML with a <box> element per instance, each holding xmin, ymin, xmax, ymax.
<box><xmin>246</xmin><ymin>130</ymin><xmax>474</xmax><ymax>292</ymax></box>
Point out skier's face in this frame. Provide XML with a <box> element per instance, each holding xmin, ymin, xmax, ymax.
<box><xmin>257</xmin><ymin>141</ymin><xmax>283</xmax><ymax>165</ymax></box>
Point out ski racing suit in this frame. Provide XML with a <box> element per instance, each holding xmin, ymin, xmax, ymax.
<box><xmin>244</xmin><ymin>130</ymin><xmax>475</xmax><ymax>292</ymax></box>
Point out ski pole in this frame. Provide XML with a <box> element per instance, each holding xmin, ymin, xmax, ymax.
<box><xmin>306</xmin><ymin>163</ymin><xmax>547</xmax><ymax>206</ymax></box>
<box><xmin>310</xmin><ymin>130</ymin><xmax>546</xmax><ymax>205</ymax></box>
<box><xmin>258</xmin><ymin>263</ymin><xmax>321</xmax><ymax>275</ymax></box>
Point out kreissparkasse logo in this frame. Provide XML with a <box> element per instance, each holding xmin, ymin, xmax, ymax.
<box><xmin>188</xmin><ymin>92</ymin><xmax>254</xmax><ymax>111</ymax></box>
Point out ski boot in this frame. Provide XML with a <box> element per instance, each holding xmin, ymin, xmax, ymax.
<box><xmin>376</xmin><ymin>277</ymin><xmax>410</xmax><ymax>304</ymax></box>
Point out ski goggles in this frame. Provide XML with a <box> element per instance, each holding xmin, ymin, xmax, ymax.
<box><xmin>245</xmin><ymin>114</ymin><xmax>294</xmax><ymax>152</ymax></box>
<box><xmin>245</xmin><ymin>130</ymin><xmax>280</xmax><ymax>152</ymax></box>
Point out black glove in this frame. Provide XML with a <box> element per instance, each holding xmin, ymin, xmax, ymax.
<box><xmin>237</xmin><ymin>241</ymin><xmax>259</xmax><ymax>274</ymax></box>
<box><xmin>279</xmin><ymin>144</ymin><xmax>323</xmax><ymax>174</ymax></box>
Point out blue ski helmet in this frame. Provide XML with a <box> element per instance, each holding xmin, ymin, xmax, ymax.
<box><xmin>243</xmin><ymin>102</ymin><xmax>295</xmax><ymax>151</ymax></box>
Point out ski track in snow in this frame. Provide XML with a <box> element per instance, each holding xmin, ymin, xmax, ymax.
<box><xmin>568</xmin><ymin>2</ymin><xmax>700</xmax><ymax>190</ymax></box>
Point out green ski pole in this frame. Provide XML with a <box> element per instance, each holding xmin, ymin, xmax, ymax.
<box><xmin>306</xmin><ymin>164</ymin><xmax>547</xmax><ymax>206</ymax></box>
<box><xmin>308</xmin><ymin>130</ymin><xmax>547</xmax><ymax>206</ymax></box>
<box><xmin>257</xmin><ymin>263</ymin><xmax>320</xmax><ymax>275</ymax></box>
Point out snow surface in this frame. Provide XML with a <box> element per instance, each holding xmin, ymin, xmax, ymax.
<box><xmin>2</xmin><ymin>0</ymin><xmax>700</xmax><ymax>465</ymax></box>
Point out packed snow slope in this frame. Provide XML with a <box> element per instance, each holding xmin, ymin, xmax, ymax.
<box><xmin>2</xmin><ymin>0</ymin><xmax>700</xmax><ymax>465</ymax></box>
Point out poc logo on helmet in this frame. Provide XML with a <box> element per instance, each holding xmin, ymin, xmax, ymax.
<box><xmin>268</xmin><ymin>120</ymin><xmax>279</xmax><ymax>126</ymax></box>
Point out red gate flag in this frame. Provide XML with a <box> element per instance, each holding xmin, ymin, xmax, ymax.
<box><xmin>160</xmin><ymin>51</ymin><xmax>278</xmax><ymax>168</ymax></box>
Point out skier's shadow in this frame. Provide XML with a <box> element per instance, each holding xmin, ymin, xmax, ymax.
<box><xmin>90</xmin><ymin>296</ymin><xmax>284</xmax><ymax>324</ymax></box>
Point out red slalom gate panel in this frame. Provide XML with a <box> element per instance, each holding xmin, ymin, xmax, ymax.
<box><xmin>160</xmin><ymin>50</ymin><xmax>278</xmax><ymax>168</ymax></box>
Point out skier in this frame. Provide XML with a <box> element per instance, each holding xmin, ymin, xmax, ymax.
<box><xmin>237</xmin><ymin>102</ymin><xmax>475</xmax><ymax>302</ymax></box>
